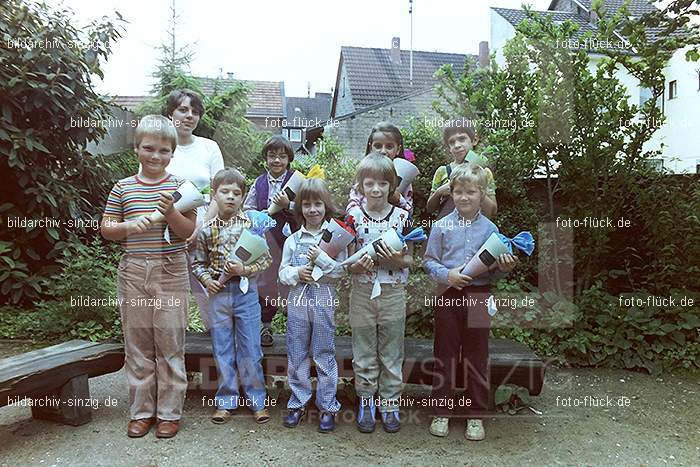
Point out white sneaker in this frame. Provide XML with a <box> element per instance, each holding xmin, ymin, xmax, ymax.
<box><xmin>465</xmin><ymin>419</ymin><xmax>485</xmax><ymax>441</ymax></box>
<box><xmin>430</xmin><ymin>417</ymin><xmax>449</xmax><ymax>437</ymax></box>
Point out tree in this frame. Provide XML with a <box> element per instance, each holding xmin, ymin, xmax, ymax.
<box><xmin>0</xmin><ymin>0</ymin><xmax>124</xmax><ymax>304</ymax></box>
<box><xmin>435</xmin><ymin>0</ymin><xmax>700</xmax><ymax>297</ymax></box>
<box><xmin>134</xmin><ymin>1</ymin><xmax>263</xmax><ymax>179</ymax></box>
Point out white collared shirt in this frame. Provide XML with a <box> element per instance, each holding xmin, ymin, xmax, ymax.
<box><xmin>278</xmin><ymin>221</ymin><xmax>348</xmax><ymax>286</ymax></box>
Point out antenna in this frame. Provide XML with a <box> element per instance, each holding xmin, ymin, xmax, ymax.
<box><xmin>307</xmin><ymin>81</ymin><xmax>311</xmax><ymax>98</ymax></box>
<box><xmin>409</xmin><ymin>0</ymin><xmax>414</xmax><ymax>86</ymax></box>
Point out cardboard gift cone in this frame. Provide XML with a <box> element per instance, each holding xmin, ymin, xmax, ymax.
<box><xmin>311</xmin><ymin>219</ymin><xmax>356</xmax><ymax>281</ymax></box>
<box><xmin>231</xmin><ymin>229</ymin><xmax>269</xmax><ymax>265</ymax></box>
<box><xmin>341</xmin><ymin>229</ymin><xmax>403</xmax><ymax>267</ymax></box>
<box><xmin>393</xmin><ymin>158</ymin><xmax>420</xmax><ymax>194</ymax></box>
<box><xmin>148</xmin><ymin>180</ymin><xmax>206</xmax><ymax>223</ymax></box>
<box><xmin>220</xmin><ymin>229</ymin><xmax>270</xmax><ymax>286</ymax></box>
<box><xmin>268</xmin><ymin>171</ymin><xmax>305</xmax><ymax>215</ymax></box>
<box><xmin>461</xmin><ymin>232</ymin><xmax>510</xmax><ymax>278</ymax></box>
<box><xmin>464</xmin><ymin>150</ymin><xmax>488</xmax><ymax>167</ymax></box>
<box><xmin>319</xmin><ymin>219</ymin><xmax>355</xmax><ymax>258</ymax></box>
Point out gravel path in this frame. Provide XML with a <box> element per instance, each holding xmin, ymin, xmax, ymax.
<box><xmin>1</xmin><ymin>365</ymin><xmax>698</xmax><ymax>466</ymax></box>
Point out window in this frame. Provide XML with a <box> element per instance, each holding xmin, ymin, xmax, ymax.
<box><xmin>639</xmin><ymin>86</ymin><xmax>664</xmax><ymax>117</ymax></box>
<box><xmin>342</xmin><ymin>76</ymin><xmax>346</xmax><ymax>98</ymax></box>
<box><xmin>643</xmin><ymin>159</ymin><xmax>664</xmax><ymax>171</ymax></box>
<box><xmin>289</xmin><ymin>129</ymin><xmax>302</xmax><ymax>142</ymax></box>
<box><xmin>669</xmin><ymin>80</ymin><xmax>677</xmax><ymax>100</ymax></box>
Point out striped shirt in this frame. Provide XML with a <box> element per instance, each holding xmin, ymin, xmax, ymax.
<box><xmin>103</xmin><ymin>174</ymin><xmax>192</xmax><ymax>255</ymax></box>
<box><xmin>192</xmin><ymin>211</ymin><xmax>273</xmax><ymax>285</ymax></box>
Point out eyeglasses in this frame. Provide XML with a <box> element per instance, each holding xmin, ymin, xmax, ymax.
<box><xmin>266</xmin><ymin>153</ymin><xmax>289</xmax><ymax>161</ymax></box>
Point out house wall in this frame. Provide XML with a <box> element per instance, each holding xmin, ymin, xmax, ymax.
<box><xmin>333</xmin><ymin>62</ymin><xmax>356</xmax><ymax>118</ymax></box>
<box><xmin>645</xmin><ymin>46</ymin><xmax>700</xmax><ymax>173</ymax></box>
<box><xmin>86</xmin><ymin>106</ymin><xmax>136</xmax><ymax>155</ymax></box>
<box><xmin>325</xmin><ymin>89</ymin><xmax>441</xmax><ymax>160</ymax></box>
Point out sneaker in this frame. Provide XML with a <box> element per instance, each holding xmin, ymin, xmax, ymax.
<box><xmin>430</xmin><ymin>417</ymin><xmax>449</xmax><ymax>437</ymax></box>
<box><xmin>355</xmin><ymin>397</ymin><xmax>376</xmax><ymax>433</ymax></box>
<box><xmin>283</xmin><ymin>408</ymin><xmax>305</xmax><ymax>428</ymax></box>
<box><xmin>260</xmin><ymin>326</ymin><xmax>274</xmax><ymax>347</ymax></box>
<box><xmin>465</xmin><ymin>419</ymin><xmax>485</xmax><ymax>441</ymax></box>
<box><xmin>318</xmin><ymin>411</ymin><xmax>336</xmax><ymax>433</ymax></box>
<box><xmin>381</xmin><ymin>411</ymin><xmax>400</xmax><ymax>433</ymax></box>
<box><xmin>254</xmin><ymin>408</ymin><xmax>271</xmax><ymax>424</ymax></box>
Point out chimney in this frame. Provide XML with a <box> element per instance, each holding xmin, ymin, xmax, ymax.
<box><xmin>478</xmin><ymin>41</ymin><xmax>489</xmax><ymax>68</ymax></box>
<box><xmin>227</xmin><ymin>72</ymin><xmax>234</xmax><ymax>80</ymax></box>
<box><xmin>391</xmin><ymin>37</ymin><xmax>401</xmax><ymax>65</ymax></box>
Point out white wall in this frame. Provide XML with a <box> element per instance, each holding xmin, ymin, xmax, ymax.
<box><xmin>491</xmin><ymin>9</ymin><xmax>517</xmax><ymax>68</ymax></box>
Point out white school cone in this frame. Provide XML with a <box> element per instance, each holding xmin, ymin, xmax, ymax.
<box><xmin>311</xmin><ymin>219</ymin><xmax>355</xmax><ymax>281</ymax></box>
<box><xmin>148</xmin><ymin>180</ymin><xmax>206</xmax><ymax>223</ymax></box>
<box><xmin>393</xmin><ymin>158</ymin><xmax>419</xmax><ymax>194</ymax></box>
<box><xmin>461</xmin><ymin>232</ymin><xmax>510</xmax><ymax>278</ymax></box>
<box><xmin>341</xmin><ymin>229</ymin><xmax>403</xmax><ymax>267</ymax></box>
<box><xmin>221</xmin><ymin>229</ymin><xmax>270</xmax><ymax>292</ymax></box>
<box><xmin>267</xmin><ymin>171</ymin><xmax>306</xmax><ymax>215</ymax></box>
<box><xmin>341</xmin><ymin>229</ymin><xmax>405</xmax><ymax>299</ymax></box>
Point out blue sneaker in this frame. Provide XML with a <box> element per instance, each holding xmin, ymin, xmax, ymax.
<box><xmin>318</xmin><ymin>411</ymin><xmax>336</xmax><ymax>433</ymax></box>
<box><xmin>356</xmin><ymin>397</ymin><xmax>376</xmax><ymax>433</ymax></box>
<box><xmin>381</xmin><ymin>411</ymin><xmax>401</xmax><ymax>433</ymax></box>
<box><xmin>283</xmin><ymin>408</ymin><xmax>305</xmax><ymax>428</ymax></box>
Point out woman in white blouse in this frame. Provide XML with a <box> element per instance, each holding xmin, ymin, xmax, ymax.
<box><xmin>166</xmin><ymin>89</ymin><xmax>224</xmax><ymax>330</ymax></box>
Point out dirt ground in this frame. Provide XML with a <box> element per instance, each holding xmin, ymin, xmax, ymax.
<box><xmin>1</xmin><ymin>341</ymin><xmax>698</xmax><ymax>466</ymax></box>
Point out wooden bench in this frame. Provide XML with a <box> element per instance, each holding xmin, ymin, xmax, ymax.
<box><xmin>0</xmin><ymin>340</ymin><xmax>124</xmax><ymax>426</ymax></box>
<box><xmin>185</xmin><ymin>333</ymin><xmax>546</xmax><ymax>397</ymax></box>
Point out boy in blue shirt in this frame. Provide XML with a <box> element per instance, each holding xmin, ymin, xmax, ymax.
<box><xmin>423</xmin><ymin>164</ymin><xmax>516</xmax><ymax>441</ymax></box>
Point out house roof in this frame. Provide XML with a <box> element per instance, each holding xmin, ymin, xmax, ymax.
<box><xmin>336</xmin><ymin>46</ymin><xmax>474</xmax><ymax>114</ymax></box>
<box><xmin>492</xmin><ymin>7</ymin><xmax>602</xmax><ymax>43</ymax></box>
<box><xmin>285</xmin><ymin>93</ymin><xmax>332</xmax><ymax>128</ymax></box>
<box><xmin>110</xmin><ymin>78</ymin><xmax>285</xmax><ymax>117</ymax></box>
<box><xmin>560</xmin><ymin>0</ymin><xmax>658</xmax><ymax>18</ymax></box>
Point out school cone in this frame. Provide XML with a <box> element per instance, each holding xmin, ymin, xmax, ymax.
<box><xmin>148</xmin><ymin>180</ymin><xmax>206</xmax><ymax>223</ymax></box>
<box><xmin>393</xmin><ymin>158</ymin><xmax>419</xmax><ymax>194</ymax></box>
<box><xmin>311</xmin><ymin>219</ymin><xmax>356</xmax><ymax>281</ymax></box>
<box><xmin>461</xmin><ymin>231</ymin><xmax>535</xmax><ymax>278</ymax></box>
<box><xmin>267</xmin><ymin>171</ymin><xmax>306</xmax><ymax>215</ymax></box>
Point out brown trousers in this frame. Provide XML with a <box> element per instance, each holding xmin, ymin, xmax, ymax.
<box><xmin>117</xmin><ymin>251</ymin><xmax>189</xmax><ymax>421</ymax></box>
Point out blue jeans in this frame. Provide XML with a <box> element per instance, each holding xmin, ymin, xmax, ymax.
<box><xmin>208</xmin><ymin>281</ymin><xmax>267</xmax><ymax>411</ymax></box>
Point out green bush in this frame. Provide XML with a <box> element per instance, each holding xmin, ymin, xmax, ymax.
<box><xmin>0</xmin><ymin>0</ymin><xmax>124</xmax><ymax>305</ymax></box>
<box><xmin>0</xmin><ymin>237</ymin><xmax>122</xmax><ymax>342</ymax></box>
<box><xmin>492</xmin><ymin>281</ymin><xmax>700</xmax><ymax>375</ymax></box>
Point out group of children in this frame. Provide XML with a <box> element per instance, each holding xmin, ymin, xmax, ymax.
<box><xmin>102</xmin><ymin>114</ymin><xmax>517</xmax><ymax>441</ymax></box>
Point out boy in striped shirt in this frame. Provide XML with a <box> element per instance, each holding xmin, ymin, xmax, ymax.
<box><xmin>101</xmin><ymin>115</ymin><xmax>196</xmax><ymax>439</ymax></box>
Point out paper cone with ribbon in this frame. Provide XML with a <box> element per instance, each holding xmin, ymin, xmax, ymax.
<box><xmin>221</xmin><ymin>210</ymin><xmax>276</xmax><ymax>293</ymax></box>
<box><xmin>148</xmin><ymin>180</ymin><xmax>206</xmax><ymax>223</ymax></box>
<box><xmin>310</xmin><ymin>218</ymin><xmax>356</xmax><ymax>281</ymax></box>
<box><xmin>393</xmin><ymin>158</ymin><xmax>419</xmax><ymax>194</ymax></box>
<box><xmin>342</xmin><ymin>227</ymin><xmax>427</xmax><ymax>298</ymax></box>
<box><xmin>267</xmin><ymin>165</ymin><xmax>325</xmax><ymax>215</ymax></box>
<box><xmin>461</xmin><ymin>231</ymin><xmax>535</xmax><ymax>278</ymax></box>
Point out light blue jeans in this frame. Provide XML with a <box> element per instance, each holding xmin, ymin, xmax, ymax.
<box><xmin>208</xmin><ymin>281</ymin><xmax>267</xmax><ymax>411</ymax></box>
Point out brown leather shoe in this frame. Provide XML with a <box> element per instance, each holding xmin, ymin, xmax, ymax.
<box><xmin>127</xmin><ymin>417</ymin><xmax>156</xmax><ymax>438</ymax></box>
<box><xmin>155</xmin><ymin>419</ymin><xmax>180</xmax><ymax>438</ymax></box>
